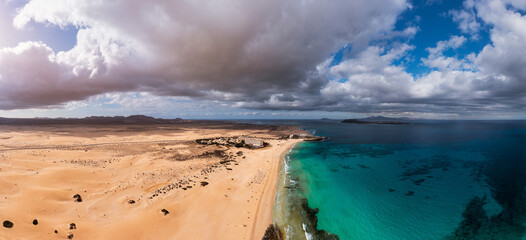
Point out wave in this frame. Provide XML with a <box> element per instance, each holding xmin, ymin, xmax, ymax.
<box><xmin>273</xmin><ymin>142</ymin><xmax>339</xmax><ymax>240</ymax></box>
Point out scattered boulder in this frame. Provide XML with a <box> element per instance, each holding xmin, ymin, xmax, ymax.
<box><xmin>405</xmin><ymin>191</ymin><xmax>415</xmax><ymax>196</ymax></box>
<box><xmin>73</xmin><ymin>194</ymin><xmax>83</xmax><ymax>202</ymax></box>
<box><xmin>3</xmin><ymin>220</ymin><xmax>13</xmax><ymax>228</ymax></box>
<box><xmin>200</xmin><ymin>181</ymin><xmax>209</xmax><ymax>187</ymax></box>
<box><xmin>32</xmin><ymin>219</ymin><xmax>38</xmax><ymax>225</ymax></box>
<box><xmin>54</xmin><ymin>230</ymin><xmax>58</xmax><ymax>234</ymax></box>
<box><xmin>301</xmin><ymin>201</ymin><xmax>340</xmax><ymax>239</ymax></box>
<box><xmin>67</xmin><ymin>232</ymin><xmax>74</xmax><ymax>239</ymax></box>
<box><xmin>127</xmin><ymin>200</ymin><xmax>136</xmax><ymax>204</ymax></box>
<box><xmin>388</xmin><ymin>188</ymin><xmax>396</xmax><ymax>192</ymax></box>
<box><xmin>69</xmin><ymin>223</ymin><xmax>76</xmax><ymax>230</ymax></box>
<box><xmin>262</xmin><ymin>224</ymin><xmax>281</xmax><ymax>240</ymax></box>
<box><xmin>161</xmin><ymin>209</ymin><xmax>170</xmax><ymax>215</ymax></box>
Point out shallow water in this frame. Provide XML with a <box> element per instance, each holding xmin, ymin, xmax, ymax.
<box><xmin>266</xmin><ymin>120</ymin><xmax>526</xmax><ymax>240</ymax></box>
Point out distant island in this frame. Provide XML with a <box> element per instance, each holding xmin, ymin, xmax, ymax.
<box><xmin>341</xmin><ymin>116</ymin><xmax>410</xmax><ymax>125</ymax></box>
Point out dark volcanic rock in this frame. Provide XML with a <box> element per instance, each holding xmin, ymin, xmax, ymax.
<box><xmin>261</xmin><ymin>224</ymin><xmax>281</xmax><ymax>240</ymax></box>
<box><xmin>69</xmin><ymin>223</ymin><xmax>76</xmax><ymax>230</ymax></box>
<box><xmin>73</xmin><ymin>194</ymin><xmax>83</xmax><ymax>202</ymax></box>
<box><xmin>32</xmin><ymin>219</ymin><xmax>38</xmax><ymax>225</ymax></box>
<box><xmin>200</xmin><ymin>181</ymin><xmax>209</xmax><ymax>187</ymax></box>
<box><xmin>67</xmin><ymin>232</ymin><xmax>74</xmax><ymax>239</ymax></box>
<box><xmin>127</xmin><ymin>199</ymin><xmax>136</xmax><ymax>204</ymax></box>
<box><xmin>302</xmin><ymin>201</ymin><xmax>340</xmax><ymax>239</ymax></box>
<box><xmin>161</xmin><ymin>209</ymin><xmax>170</xmax><ymax>215</ymax></box>
<box><xmin>3</xmin><ymin>220</ymin><xmax>13</xmax><ymax>228</ymax></box>
<box><xmin>303</xmin><ymin>136</ymin><xmax>328</xmax><ymax>142</ymax></box>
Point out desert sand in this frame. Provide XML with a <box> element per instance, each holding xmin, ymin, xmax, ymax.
<box><xmin>0</xmin><ymin>121</ymin><xmax>303</xmax><ymax>239</ymax></box>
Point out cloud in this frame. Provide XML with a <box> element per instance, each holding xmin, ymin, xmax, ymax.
<box><xmin>253</xmin><ymin>0</ymin><xmax>526</xmax><ymax>115</ymax></box>
<box><xmin>474</xmin><ymin>0</ymin><xmax>526</xmax><ymax>98</ymax></box>
<box><xmin>1</xmin><ymin>0</ymin><xmax>410</xmax><ymax>110</ymax></box>
<box><xmin>0</xmin><ymin>0</ymin><xmax>525</xmax><ymax>118</ymax></box>
<box><xmin>0</xmin><ymin>40</ymin><xmax>139</xmax><ymax>110</ymax></box>
<box><xmin>0</xmin><ymin>42</ymin><xmax>96</xmax><ymax>109</ymax></box>
<box><xmin>238</xmin><ymin>44</ymin><xmax>417</xmax><ymax>112</ymax></box>
<box><xmin>450</xmin><ymin>0</ymin><xmax>482</xmax><ymax>37</ymax></box>
<box><xmin>421</xmin><ymin>35</ymin><xmax>473</xmax><ymax>70</ymax></box>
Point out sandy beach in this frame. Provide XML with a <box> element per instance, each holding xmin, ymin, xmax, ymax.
<box><xmin>0</xmin><ymin>121</ymin><xmax>303</xmax><ymax>239</ymax></box>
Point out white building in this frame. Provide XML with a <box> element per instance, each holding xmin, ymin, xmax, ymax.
<box><xmin>242</xmin><ymin>138</ymin><xmax>264</xmax><ymax>148</ymax></box>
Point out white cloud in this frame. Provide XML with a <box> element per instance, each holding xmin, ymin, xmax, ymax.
<box><xmin>325</xmin><ymin>44</ymin><xmax>414</xmax><ymax>103</ymax></box>
<box><xmin>0</xmin><ymin>0</ymin><xmax>525</xmax><ymax>118</ymax></box>
<box><xmin>1</xmin><ymin>0</ymin><xmax>410</xmax><ymax>110</ymax></box>
<box><xmin>450</xmin><ymin>0</ymin><xmax>482</xmax><ymax>37</ymax></box>
<box><xmin>421</xmin><ymin>35</ymin><xmax>474</xmax><ymax>70</ymax></box>
<box><xmin>473</xmin><ymin>0</ymin><xmax>526</xmax><ymax>100</ymax></box>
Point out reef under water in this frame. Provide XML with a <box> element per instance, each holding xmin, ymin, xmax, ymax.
<box><xmin>267</xmin><ymin>120</ymin><xmax>526</xmax><ymax>240</ymax></box>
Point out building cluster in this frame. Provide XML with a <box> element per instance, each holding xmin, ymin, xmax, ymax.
<box><xmin>195</xmin><ymin>137</ymin><xmax>266</xmax><ymax>149</ymax></box>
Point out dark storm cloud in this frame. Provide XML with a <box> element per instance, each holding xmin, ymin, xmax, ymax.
<box><xmin>1</xmin><ymin>0</ymin><xmax>409</xmax><ymax>109</ymax></box>
<box><xmin>0</xmin><ymin>0</ymin><xmax>525</xmax><ymax>117</ymax></box>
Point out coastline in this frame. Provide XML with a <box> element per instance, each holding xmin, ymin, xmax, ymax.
<box><xmin>272</xmin><ymin>140</ymin><xmax>340</xmax><ymax>240</ymax></box>
<box><xmin>251</xmin><ymin>139</ymin><xmax>301</xmax><ymax>239</ymax></box>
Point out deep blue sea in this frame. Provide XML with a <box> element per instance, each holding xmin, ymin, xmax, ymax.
<box><xmin>252</xmin><ymin>120</ymin><xmax>526</xmax><ymax>240</ymax></box>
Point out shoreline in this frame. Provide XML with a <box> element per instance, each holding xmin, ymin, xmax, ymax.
<box><xmin>271</xmin><ymin>140</ymin><xmax>340</xmax><ymax>240</ymax></box>
<box><xmin>251</xmin><ymin>140</ymin><xmax>301</xmax><ymax>239</ymax></box>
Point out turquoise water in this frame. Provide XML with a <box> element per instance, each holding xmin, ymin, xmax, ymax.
<box><xmin>267</xmin><ymin>120</ymin><xmax>526</xmax><ymax>240</ymax></box>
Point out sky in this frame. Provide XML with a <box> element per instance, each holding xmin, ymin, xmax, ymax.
<box><xmin>0</xmin><ymin>0</ymin><xmax>525</xmax><ymax>119</ymax></box>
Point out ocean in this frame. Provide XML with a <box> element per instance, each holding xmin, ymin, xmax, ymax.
<box><xmin>258</xmin><ymin>120</ymin><xmax>526</xmax><ymax>240</ymax></box>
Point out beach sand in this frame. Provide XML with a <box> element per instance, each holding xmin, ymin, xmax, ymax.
<box><xmin>0</xmin><ymin>122</ymin><xmax>302</xmax><ymax>239</ymax></box>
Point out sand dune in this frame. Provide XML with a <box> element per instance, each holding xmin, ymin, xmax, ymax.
<box><xmin>0</xmin><ymin>123</ymin><xmax>302</xmax><ymax>239</ymax></box>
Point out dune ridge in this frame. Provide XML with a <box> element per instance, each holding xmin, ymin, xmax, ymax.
<box><xmin>0</xmin><ymin>121</ymin><xmax>303</xmax><ymax>239</ymax></box>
